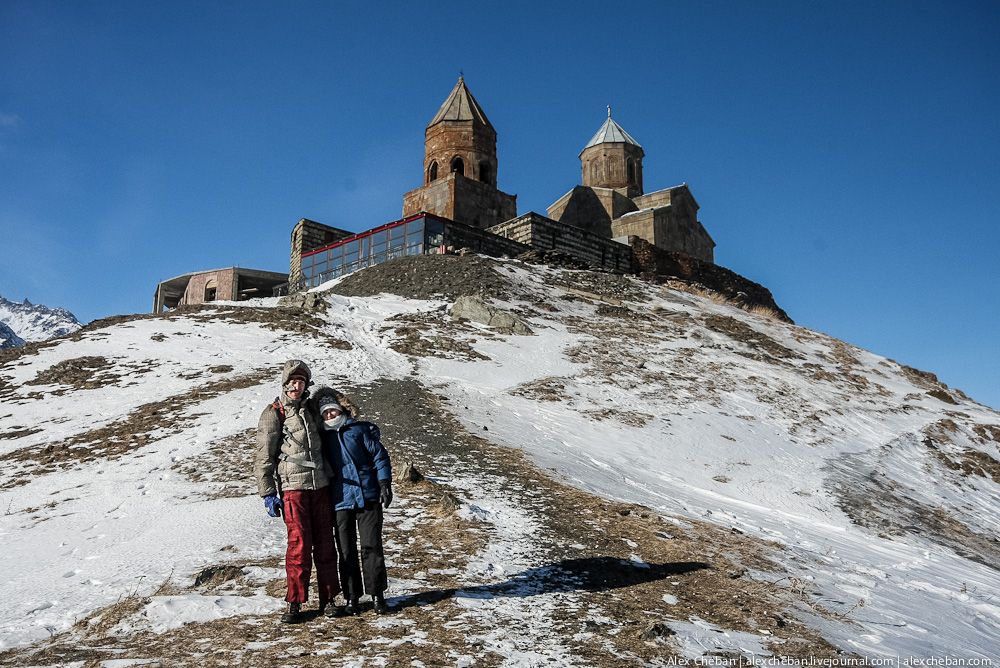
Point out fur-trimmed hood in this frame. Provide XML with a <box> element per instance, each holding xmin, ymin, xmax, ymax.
<box><xmin>281</xmin><ymin>359</ymin><xmax>312</xmax><ymax>385</ymax></box>
<box><xmin>310</xmin><ymin>385</ymin><xmax>360</xmax><ymax>418</ymax></box>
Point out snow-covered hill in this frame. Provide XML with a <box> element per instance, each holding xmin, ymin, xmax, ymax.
<box><xmin>0</xmin><ymin>255</ymin><xmax>997</xmax><ymax>665</ymax></box>
<box><xmin>0</xmin><ymin>295</ymin><xmax>82</xmax><ymax>343</ymax></box>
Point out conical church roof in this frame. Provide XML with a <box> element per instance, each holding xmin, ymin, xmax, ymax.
<box><xmin>428</xmin><ymin>77</ymin><xmax>494</xmax><ymax>130</ymax></box>
<box><xmin>583</xmin><ymin>111</ymin><xmax>642</xmax><ymax>150</ymax></box>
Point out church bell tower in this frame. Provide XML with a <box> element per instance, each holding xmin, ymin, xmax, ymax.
<box><xmin>402</xmin><ymin>77</ymin><xmax>516</xmax><ymax>229</ymax></box>
<box><xmin>579</xmin><ymin>107</ymin><xmax>644</xmax><ymax>198</ymax></box>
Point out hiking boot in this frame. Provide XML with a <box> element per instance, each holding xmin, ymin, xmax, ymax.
<box><xmin>373</xmin><ymin>594</ymin><xmax>390</xmax><ymax>615</ymax></box>
<box><xmin>280</xmin><ymin>602</ymin><xmax>303</xmax><ymax>624</ymax></box>
<box><xmin>343</xmin><ymin>598</ymin><xmax>360</xmax><ymax>616</ymax></box>
<box><xmin>322</xmin><ymin>602</ymin><xmax>345</xmax><ymax>618</ymax></box>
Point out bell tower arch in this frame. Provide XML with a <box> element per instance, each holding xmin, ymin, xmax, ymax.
<box><xmin>422</xmin><ymin>76</ymin><xmax>498</xmax><ymax>188</ymax></box>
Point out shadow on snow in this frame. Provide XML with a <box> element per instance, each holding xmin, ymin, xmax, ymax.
<box><xmin>389</xmin><ymin>557</ymin><xmax>710</xmax><ymax>610</ymax></box>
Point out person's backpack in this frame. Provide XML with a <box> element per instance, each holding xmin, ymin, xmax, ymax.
<box><xmin>271</xmin><ymin>397</ymin><xmax>285</xmax><ymax>426</ymax></box>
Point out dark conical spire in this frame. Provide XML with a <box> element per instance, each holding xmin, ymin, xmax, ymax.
<box><xmin>428</xmin><ymin>77</ymin><xmax>494</xmax><ymax>130</ymax></box>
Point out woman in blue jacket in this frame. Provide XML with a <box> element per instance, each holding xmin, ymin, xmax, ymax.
<box><xmin>314</xmin><ymin>388</ymin><xmax>393</xmax><ymax>615</ymax></box>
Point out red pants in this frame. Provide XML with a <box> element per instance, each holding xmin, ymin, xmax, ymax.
<box><xmin>282</xmin><ymin>489</ymin><xmax>339</xmax><ymax>604</ymax></box>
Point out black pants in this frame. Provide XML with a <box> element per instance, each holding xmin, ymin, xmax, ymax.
<box><xmin>334</xmin><ymin>502</ymin><xmax>387</xmax><ymax>601</ymax></box>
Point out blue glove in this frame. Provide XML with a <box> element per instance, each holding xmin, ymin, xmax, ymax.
<box><xmin>263</xmin><ymin>494</ymin><xmax>283</xmax><ymax>518</ymax></box>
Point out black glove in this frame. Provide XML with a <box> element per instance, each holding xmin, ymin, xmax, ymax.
<box><xmin>379</xmin><ymin>481</ymin><xmax>393</xmax><ymax>509</ymax></box>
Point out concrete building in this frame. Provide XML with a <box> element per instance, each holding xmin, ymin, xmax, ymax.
<box><xmin>153</xmin><ymin>267</ymin><xmax>288</xmax><ymax>312</ymax></box>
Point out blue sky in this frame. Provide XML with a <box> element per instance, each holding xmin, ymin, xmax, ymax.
<box><xmin>1</xmin><ymin>1</ymin><xmax>998</xmax><ymax>409</ymax></box>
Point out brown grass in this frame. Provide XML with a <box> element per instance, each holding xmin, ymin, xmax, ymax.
<box><xmin>172</xmin><ymin>427</ymin><xmax>257</xmax><ymax>499</ymax></box>
<box><xmin>702</xmin><ymin>314</ymin><xmax>801</xmax><ymax>362</ymax></box>
<box><xmin>0</xmin><ymin>368</ymin><xmax>274</xmax><ymax>481</ymax></box>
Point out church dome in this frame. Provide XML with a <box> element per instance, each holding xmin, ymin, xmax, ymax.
<box><xmin>583</xmin><ymin>111</ymin><xmax>642</xmax><ymax>151</ymax></box>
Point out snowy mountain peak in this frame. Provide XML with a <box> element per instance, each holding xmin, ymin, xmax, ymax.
<box><xmin>0</xmin><ymin>294</ymin><xmax>82</xmax><ymax>343</ymax></box>
<box><xmin>0</xmin><ymin>321</ymin><xmax>25</xmax><ymax>349</ymax></box>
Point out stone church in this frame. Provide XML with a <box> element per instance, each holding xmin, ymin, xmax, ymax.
<box><xmin>163</xmin><ymin>77</ymin><xmax>720</xmax><ymax>300</ymax></box>
<box><xmin>155</xmin><ymin>78</ymin><xmax>790</xmax><ymax>317</ymax></box>
<box><xmin>548</xmin><ymin>109</ymin><xmax>715</xmax><ymax>263</ymax></box>
<box><xmin>396</xmin><ymin>76</ymin><xmax>715</xmax><ymax>265</ymax></box>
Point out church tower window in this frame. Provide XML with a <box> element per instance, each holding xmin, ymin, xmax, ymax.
<box><xmin>451</xmin><ymin>156</ymin><xmax>465</xmax><ymax>176</ymax></box>
<box><xmin>428</xmin><ymin>161</ymin><xmax>438</xmax><ymax>182</ymax></box>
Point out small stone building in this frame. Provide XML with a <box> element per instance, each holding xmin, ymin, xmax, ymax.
<box><xmin>547</xmin><ymin>111</ymin><xmax>715</xmax><ymax>263</ymax></box>
<box><xmin>153</xmin><ymin>267</ymin><xmax>288</xmax><ymax>312</ymax></box>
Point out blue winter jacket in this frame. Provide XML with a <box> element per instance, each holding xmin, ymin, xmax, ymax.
<box><xmin>319</xmin><ymin>418</ymin><xmax>392</xmax><ymax>511</ymax></box>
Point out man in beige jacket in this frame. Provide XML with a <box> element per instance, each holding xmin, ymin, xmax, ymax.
<box><xmin>254</xmin><ymin>359</ymin><xmax>340</xmax><ymax>623</ymax></box>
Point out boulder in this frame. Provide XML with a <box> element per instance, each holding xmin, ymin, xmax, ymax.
<box><xmin>278</xmin><ymin>292</ymin><xmax>325</xmax><ymax>311</ymax></box>
<box><xmin>450</xmin><ymin>295</ymin><xmax>533</xmax><ymax>335</ymax></box>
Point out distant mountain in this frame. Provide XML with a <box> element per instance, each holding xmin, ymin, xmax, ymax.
<box><xmin>0</xmin><ymin>320</ymin><xmax>25</xmax><ymax>349</ymax></box>
<box><xmin>0</xmin><ymin>295</ymin><xmax>82</xmax><ymax>343</ymax></box>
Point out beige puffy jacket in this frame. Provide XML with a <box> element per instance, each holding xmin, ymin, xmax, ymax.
<box><xmin>254</xmin><ymin>360</ymin><xmax>331</xmax><ymax>497</ymax></box>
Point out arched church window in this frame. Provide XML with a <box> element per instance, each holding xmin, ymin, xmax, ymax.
<box><xmin>627</xmin><ymin>158</ymin><xmax>635</xmax><ymax>185</ymax></box>
<box><xmin>591</xmin><ymin>160</ymin><xmax>600</xmax><ymax>182</ymax></box>
<box><xmin>451</xmin><ymin>157</ymin><xmax>465</xmax><ymax>176</ymax></box>
<box><xmin>428</xmin><ymin>161</ymin><xmax>438</xmax><ymax>182</ymax></box>
<box><xmin>609</xmin><ymin>156</ymin><xmax>620</xmax><ymax>179</ymax></box>
<box><xmin>478</xmin><ymin>161</ymin><xmax>491</xmax><ymax>185</ymax></box>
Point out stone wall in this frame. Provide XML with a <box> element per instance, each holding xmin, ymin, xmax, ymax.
<box><xmin>444</xmin><ymin>219</ymin><xmax>529</xmax><ymax>257</ymax></box>
<box><xmin>612</xmin><ymin>202</ymin><xmax>715</xmax><ymax>264</ymax></box>
<box><xmin>629</xmin><ymin>237</ymin><xmax>789</xmax><ymax>321</ymax></box>
<box><xmin>403</xmin><ymin>173</ymin><xmax>516</xmax><ymax>230</ymax></box>
<box><xmin>289</xmin><ymin>218</ymin><xmax>354</xmax><ymax>286</ymax></box>
<box><xmin>488</xmin><ymin>212</ymin><xmax>634</xmax><ymax>272</ymax></box>
<box><xmin>403</xmin><ymin>179</ymin><xmax>454</xmax><ymax>221</ymax></box>
<box><xmin>632</xmin><ymin>188</ymin><xmax>673</xmax><ymax>209</ymax></box>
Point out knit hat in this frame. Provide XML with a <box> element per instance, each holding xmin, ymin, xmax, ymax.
<box><xmin>317</xmin><ymin>396</ymin><xmax>343</xmax><ymax>415</ymax></box>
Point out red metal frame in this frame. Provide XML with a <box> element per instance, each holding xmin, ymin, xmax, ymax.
<box><xmin>301</xmin><ymin>212</ymin><xmax>451</xmax><ymax>258</ymax></box>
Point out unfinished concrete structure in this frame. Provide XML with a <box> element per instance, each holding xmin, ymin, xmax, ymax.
<box><xmin>402</xmin><ymin>77</ymin><xmax>517</xmax><ymax>230</ymax></box>
<box><xmin>153</xmin><ymin>267</ymin><xmax>288</xmax><ymax>312</ymax></box>
<box><xmin>547</xmin><ymin>110</ymin><xmax>715</xmax><ymax>263</ymax></box>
